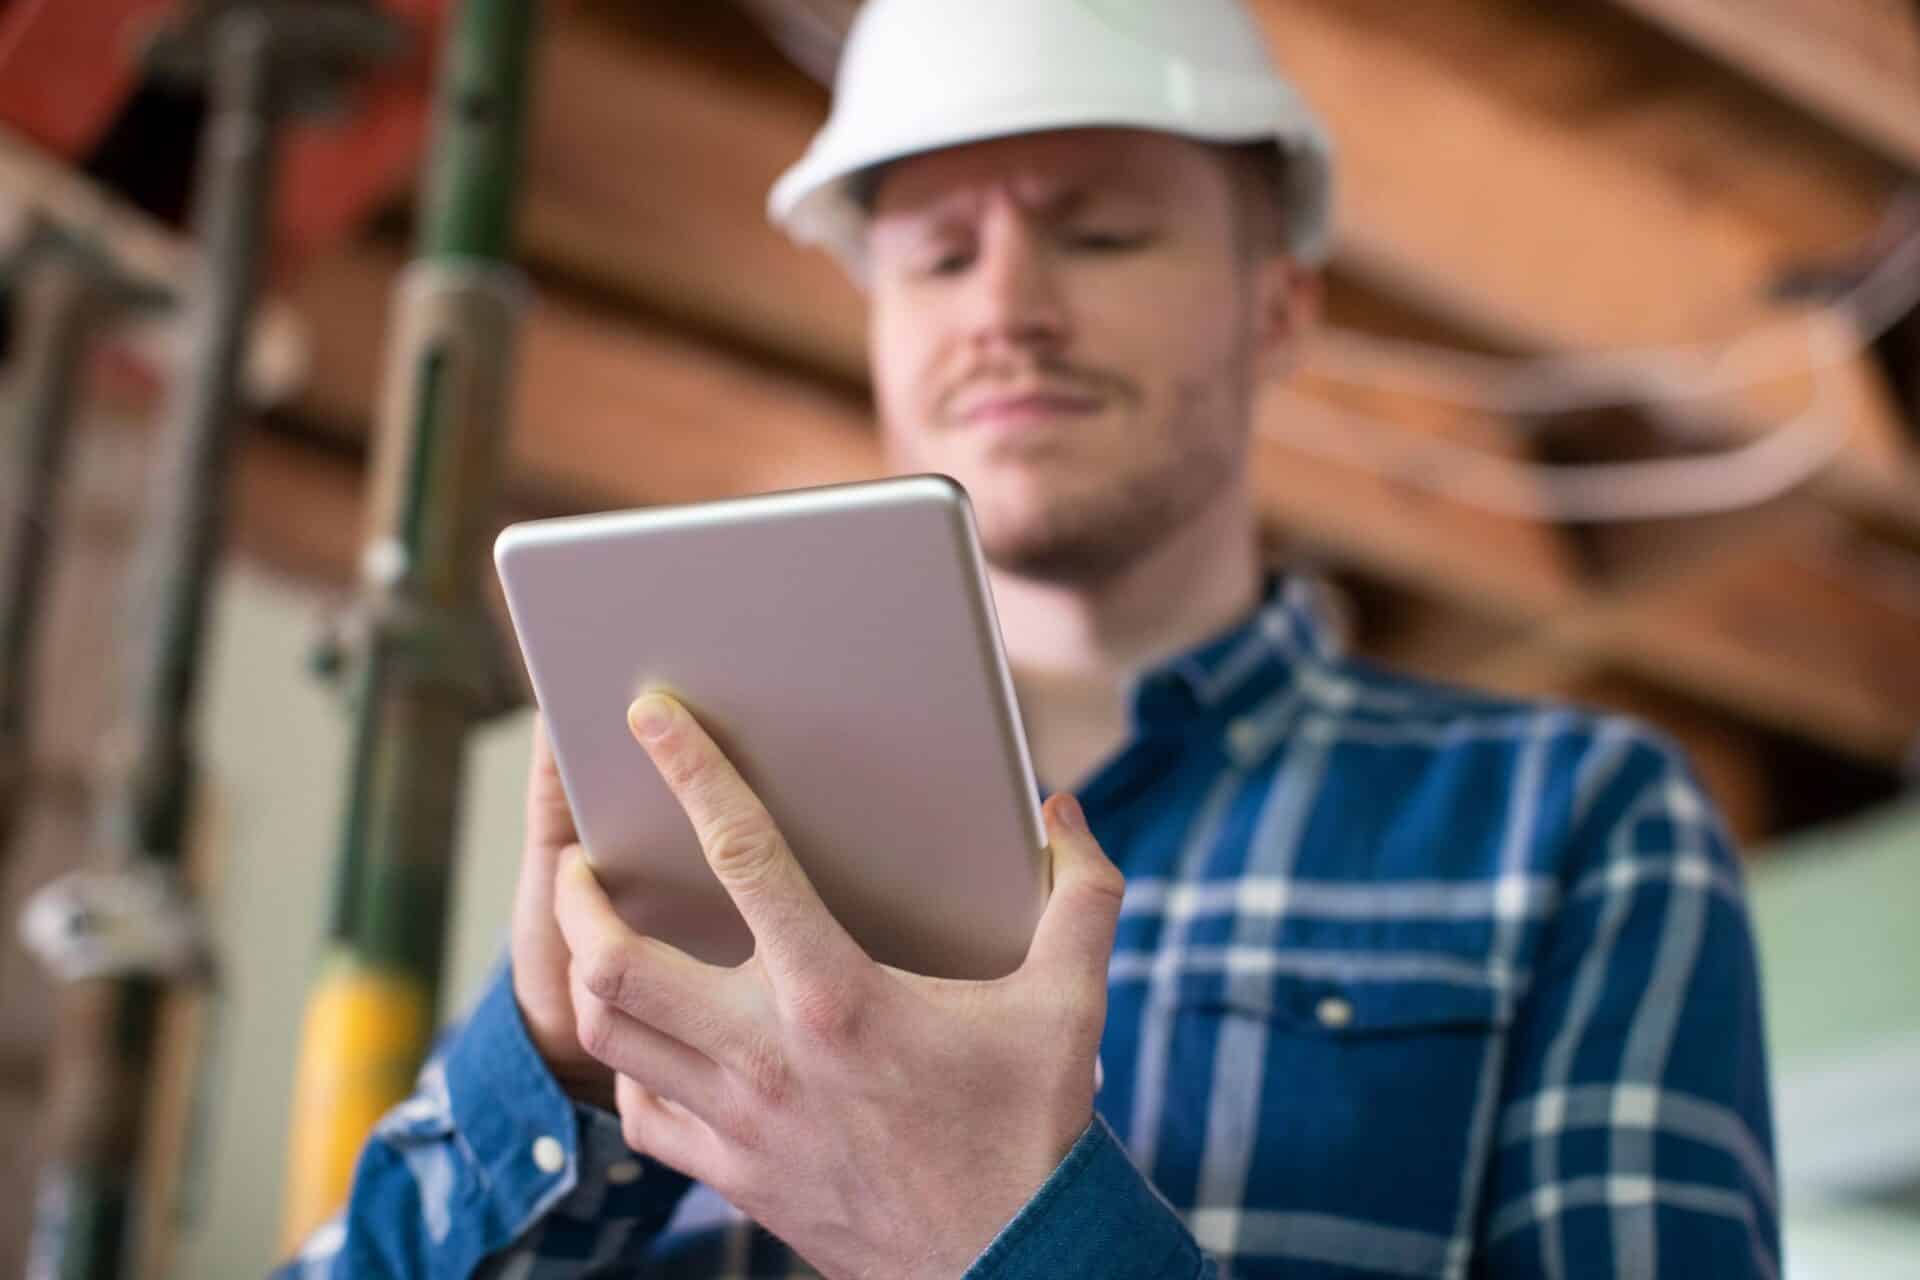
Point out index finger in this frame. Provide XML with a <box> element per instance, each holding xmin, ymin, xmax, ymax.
<box><xmin>628</xmin><ymin>692</ymin><xmax>862</xmax><ymax>984</ymax></box>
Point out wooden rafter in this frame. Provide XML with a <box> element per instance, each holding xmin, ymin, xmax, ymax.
<box><xmin>1251</xmin><ymin>0</ymin><xmax>1914</xmax><ymax>485</ymax></box>
<box><xmin>520</xmin><ymin>4</ymin><xmax>863</xmax><ymax>383</ymax></box>
<box><xmin>1607</xmin><ymin>0</ymin><xmax>1920</xmax><ymax>173</ymax></box>
<box><xmin>287</xmin><ymin>242</ymin><xmax>881</xmax><ymax>508</ymax></box>
<box><xmin>1464</xmin><ymin>509</ymin><xmax>1920</xmax><ymax>763</ymax></box>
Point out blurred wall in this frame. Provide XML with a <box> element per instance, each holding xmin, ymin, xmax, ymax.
<box><xmin>170</xmin><ymin>566</ymin><xmax>535</xmax><ymax>1280</ymax></box>
<box><xmin>1749</xmin><ymin>800</ymin><xmax>1920</xmax><ymax>1279</ymax></box>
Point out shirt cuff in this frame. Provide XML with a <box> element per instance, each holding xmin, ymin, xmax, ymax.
<box><xmin>963</xmin><ymin>1115</ymin><xmax>1209</xmax><ymax>1280</ymax></box>
<box><xmin>443</xmin><ymin>963</ymin><xmax>691</xmax><ymax>1249</ymax></box>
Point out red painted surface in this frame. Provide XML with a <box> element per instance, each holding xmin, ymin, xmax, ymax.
<box><xmin>0</xmin><ymin>0</ymin><xmax>450</xmax><ymax>270</ymax></box>
<box><xmin>0</xmin><ymin>0</ymin><xmax>173</xmax><ymax>156</ymax></box>
<box><xmin>273</xmin><ymin>0</ymin><xmax>449</xmax><ymax>267</ymax></box>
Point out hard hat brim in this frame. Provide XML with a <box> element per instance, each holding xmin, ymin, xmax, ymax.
<box><xmin>770</xmin><ymin>109</ymin><xmax>1334</xmax><ymax>282</ymax></box>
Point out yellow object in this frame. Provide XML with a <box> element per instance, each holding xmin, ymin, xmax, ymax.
<box><xmin>280</xmin><ymin>957</ymin><xmax>434</xmax><ymax>1252</ymax></box>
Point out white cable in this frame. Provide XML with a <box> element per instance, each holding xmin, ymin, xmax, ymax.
<box><xmin>1263</xmin><ymin>211</ymin><xmax>1920</xmax><ymax>523</ymax></box>
<box><xmin>1262</xmin><ymin>319</ymin><xmax>1856</xmax><ymax>523</ymax></box>
<box><xmin>735</xmin><ymin>0</ymin><xmax>853</xmax><ymax>86</ymax></box>
<box><xmin>1303</xmin><ymin>219</ymin><xmax>1920</xmax><ymax>420</ymax></box>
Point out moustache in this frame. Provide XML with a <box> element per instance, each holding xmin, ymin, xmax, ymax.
<box><xmin>936</xmin><ymin>359</ymin><xmax>1138</xmax><ymax>424</ymax></box>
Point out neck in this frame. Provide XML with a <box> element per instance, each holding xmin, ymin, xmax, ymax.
<box><xmin>991</xmin><ymin>488</ymin><xmax>1264</xmax><ymax>790</ymax></box>
<box><xmin>992</xmin><ymin>487</ymin><xmax>1263</xmax><ymax>680</ymax></box>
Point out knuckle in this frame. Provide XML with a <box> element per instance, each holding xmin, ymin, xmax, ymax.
<box><xmin>785</xmin><ymin>978</ymin><xmax>862</xmax><ymax>1046</ymax></box>
<box><xmin>711</xmin><ymin>1087</ymin><xmax>765</xmax><ymax>1151</ymax></box>
<box><xmin>1080</xmin><ymin>862</ymin><xmax>1127</xmax><ymax>909</ymax></box>
<box><xmin>578</xmin><ymin>941</ymin><xmax>633</xmax><ymax>1008</ymax></box>
<box><xmin>652</xmin><ymin>733</ymin><xmax>705</xmax><ymax>790</ymax></box>
<box><xmin>574</xmin><ymin>999</ymin><xmax>620</xmax><ymax>1062</ymax></box>
<box><xmin>705</xmin><ymin>814</ymin><xmax>779</xmax><ymax>884</ymax></box>
<box><xmin>733</xmin><ymin>1035</ymin><xmax>791</xmax><ymax>1105</ymax></box>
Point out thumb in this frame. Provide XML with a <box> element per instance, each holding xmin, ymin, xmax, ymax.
<box><xmin>1022</xmin><ymin>794</ymin><xmax>1126</xmax><ymax>980</ymax></box>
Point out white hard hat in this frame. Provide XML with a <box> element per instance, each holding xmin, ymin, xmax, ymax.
<box><xmin>768</xmin><ymin>0</ymin><xmax>1336</xmax><ymax>278</ymax></box>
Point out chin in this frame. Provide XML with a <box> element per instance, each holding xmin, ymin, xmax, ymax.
<box><xmin>974</xmin><ymin>490</ymin><xmax>1150</xmax><ymax>582</ymax></box>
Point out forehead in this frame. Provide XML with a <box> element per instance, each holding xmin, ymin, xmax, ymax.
<box><xmin>868</xmin><ymin>128</ymin><xmax>1221</xmax><ymax>219</ymax></box>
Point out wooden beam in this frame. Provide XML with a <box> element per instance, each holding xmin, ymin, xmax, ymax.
<box><xmin>1258</xmin><ymin>0</ymin><xmax>1898</xmax><ymax>334</ymax></box>
<box><xmin>1607</xmin><ymin>0</ymin><xmax>1920</xmax><ymax>173</ymax></box>
<box><xmin>1252</xmin><ymin>1</ymin><xmax>1914</xmax><ymax>482</ymax></box>
<box><xmin>1465</xmin><ymin>510</ymin><xmax>1920</xmax><ymax>764</ymax></box>
<box><xmin>1254</xmin><ymin>376</ymin><xmax>1583</xmax><ymax>618</ymax></box>
<box><xmin>521</xmin><ymin>4</ymin><xmax>866</xmax><ymax>385</ymax></box>
<box><xmin>228</xmin><ymin>432</ymin><xmax>366</xmax><ymax>590</ymax></box>
<box><xmin>287</xmin><ymin>242</ymin><xmax>884</xmax><ymax>509</ymax></box>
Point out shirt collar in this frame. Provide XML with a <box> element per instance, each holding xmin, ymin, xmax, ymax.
<box><xmin>1125</xmin><ymin>575</ymin><xmax>1341</xmax><ymax>734</ymax></box>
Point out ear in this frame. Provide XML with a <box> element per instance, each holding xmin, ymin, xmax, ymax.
<box><xmin>1250</xmin><ymin>256</ymin><xmax>1321</xmax><ymax>383</ymax></box>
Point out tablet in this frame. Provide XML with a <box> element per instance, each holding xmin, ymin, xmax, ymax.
<box><xmin>494</xmin><ymin>474</ymin><xmax>1047</xmax><ymax>980</ymax></box>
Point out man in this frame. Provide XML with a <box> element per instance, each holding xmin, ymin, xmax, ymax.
<box><xmin>285</xmin><ymin>1</ymin><xmax>1777</xmax><ymax>1275</ymax></box>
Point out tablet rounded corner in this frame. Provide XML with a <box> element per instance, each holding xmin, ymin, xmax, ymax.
<box><xmin>909</xmin><ymin>471</ymin><xmax>972</xmax><ymax>510</ymax></box>
<box><xmin>493</xmin><ymin>523</ymin><xmax>527</xmax><ymax>575</ymax></box>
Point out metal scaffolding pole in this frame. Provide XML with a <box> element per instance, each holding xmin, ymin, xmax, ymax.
<box><xmin>0</xmin><ymin>223</ymin><xmax>161</xmax><ymax>869</ymax></box>
<box><xmin>281</xmin><ymin>0</ymin><xmax>537</xmax><ymax>1246</ymax></box>
<box><xmin>18</xmin><ymin>6</ymin><xmax>394</xmax><ymax>1277</ymax></box>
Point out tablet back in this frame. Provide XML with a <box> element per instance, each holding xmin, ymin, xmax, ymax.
<box><xmin>494</xmin><ymin>475</ymin><xmax>1046</xmax><ymax>980</ymax></box>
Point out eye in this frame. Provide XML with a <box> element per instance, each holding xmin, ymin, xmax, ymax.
<box><xmin>924</xmin><ymin>247</ymin><xmax>977</xmax><ymax>277</ymax></box>
<box><xmin>1063</xmin><ymin>228</ymin><xmax>1151</xmax><ymax>253</ymax></box>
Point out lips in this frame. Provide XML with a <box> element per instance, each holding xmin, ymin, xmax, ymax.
<box><xmin>955</xmin><ymin>389</ymin><xmax>1104</xmax><ymax>429</ymax></box>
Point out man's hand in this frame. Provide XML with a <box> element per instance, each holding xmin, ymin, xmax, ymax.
<box><xmin>510</xmin><ymin>716</ymin><xmax>618</xmax><ymax>1111</ymax></box>
<box><xmin>553</xmin><ymin>692</ymin><xmax>1125</xmax><ymax>1278</ymax></box>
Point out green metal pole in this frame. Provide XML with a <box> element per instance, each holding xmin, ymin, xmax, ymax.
<box><xmin>282</xmin><ymin>0</ymin><xmax>536</xmax><ymax>1245</ymax></box>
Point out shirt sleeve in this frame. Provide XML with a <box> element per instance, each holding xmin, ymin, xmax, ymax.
<box><xmin>962</xmin><ymin>1115</ymin><xmax>1216</xmax><ymax>1280</ymax></box>
<box><xmin>272</xmin><ymin>961</ymin><xmax>692</xmax><ymax>1279</ymax></box>
<box><xmin>1476</xmin><ymin>728</ymin><xmax>1780</xmax><ymax>1278</ymax></box>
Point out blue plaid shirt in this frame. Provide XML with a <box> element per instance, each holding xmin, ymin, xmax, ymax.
<box><xmin>281</xmin><ymin>577</ymin><xmax>1777</xmax><ymax>1278</ymax></box>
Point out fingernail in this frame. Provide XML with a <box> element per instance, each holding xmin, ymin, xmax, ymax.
<box><xmin>629</xmin><ymin>694</ymin><xmax>673</xmax><ymax>741</ymax></box>
<box><xmin>1053</xmin><ymin>794</ymin><xmax>1088</xmax><ymax>834</ymax></box>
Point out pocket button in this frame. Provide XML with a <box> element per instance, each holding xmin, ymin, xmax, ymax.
<box><xmin>1315</xmin><ymin>995</ymin><xmax>1355</xmax><ymax>1030</ymax></box>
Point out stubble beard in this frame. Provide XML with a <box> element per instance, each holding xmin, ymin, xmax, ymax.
<box><xmin>971</xmin><ymin>350</ymin><xmax>1255</xmax><ymax>587</ymax></box>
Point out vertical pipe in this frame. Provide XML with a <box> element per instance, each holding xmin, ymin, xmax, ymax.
<box><xmin>280</xmin><ymin>0</ymin><xmax>536</xmax><ymax>1246</ymax></box>
<box><xmin>28</xmin><ymin>13</ymin><xmax>280</xmax><ymax>1279</ymax></box>
<box><xmin>0</xmin><ymin>239</ymin><xmax>106</xmax><ymax>864</ymax></box>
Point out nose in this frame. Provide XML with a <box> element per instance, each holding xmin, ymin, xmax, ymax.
<box><xmin>964</xmin><ymin>200</ymin><xmax>1070</xmax><ymax>359</ymax></box>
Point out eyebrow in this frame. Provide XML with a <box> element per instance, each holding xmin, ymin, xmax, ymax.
<box><xmin>872</xmin><ymin>170</ymin><xmax>1152</xmax><ymax>228</ymax></box>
